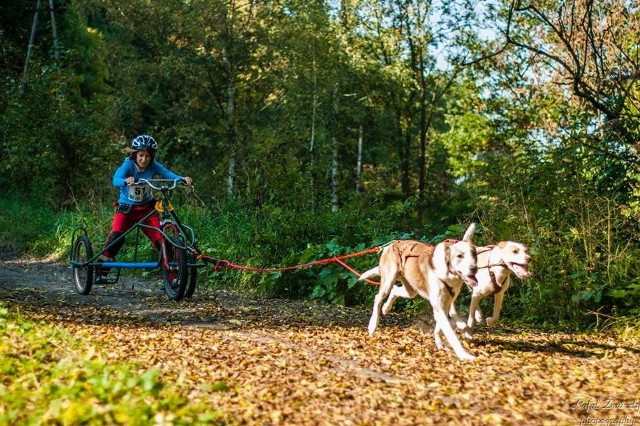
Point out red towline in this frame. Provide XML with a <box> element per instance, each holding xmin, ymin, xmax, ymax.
<box><xmin>196</xmin><ymin>246</ymin><xmax>382</xmax><ymax>286</ymax></box>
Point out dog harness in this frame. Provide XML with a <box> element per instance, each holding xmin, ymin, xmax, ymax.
<box><xmin>488</xmin><ymin>270</ymin><xmax>509</xmax><ymax>295</ymax></box>
<box><xmin>390</xmin><ymin>240</ymin><xmax>460</xmax><ymax>298</ymax></box>
<box><xmin>391</xmin><ymin>241</ymin><xmax>434</xmax><ymax>274</ymax></box>
<box><xmin>476</xmin><ymin>245</ymin><xmax>509</xmax><ymax>295</ymax></box>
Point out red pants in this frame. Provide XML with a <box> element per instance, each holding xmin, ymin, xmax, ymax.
<box><xmin>103</xmin><ymin>204</ymin><xmax>162</xmax><ymax>259</ymax></box>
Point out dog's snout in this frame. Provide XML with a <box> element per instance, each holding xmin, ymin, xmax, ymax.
<box><xmin>470</xmin><ymin>264</ymin><xmax>478</xmax><ymax>274</ymax></box>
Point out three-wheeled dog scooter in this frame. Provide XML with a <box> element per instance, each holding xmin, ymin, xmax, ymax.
<box><xmin>70</xmin><ymin>179</ymin><xmax>200</xmax><ymax>301</ymax></box>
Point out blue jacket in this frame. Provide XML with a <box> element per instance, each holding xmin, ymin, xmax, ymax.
<box><xmin>113</xmin><ymin>157</ymin><xmax>184</xmax><ymax>205</ymax></box>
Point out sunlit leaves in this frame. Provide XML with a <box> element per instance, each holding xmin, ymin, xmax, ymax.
<box><xmin>0</xmin><ymin>304</ymin><xmax>223</xmax><ymax>425</ymax></box>
<box><xmin>4</xmin><ymin>278</ymin><xmax>640</xmax><ymax>425</ymax></box>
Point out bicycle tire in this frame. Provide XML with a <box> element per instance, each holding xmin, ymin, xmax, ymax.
<box><xmin>162</xmin><ymin>235</ymin><xmax>188</xmax><ymax>301</ymax></box>
<box><xmin>184</xmin><ymin>252</ymin><xmax>197</xmax><ymax>298</ymax></box>
<box><xmin>72</xmin><ymin>235</ymin><xmax>94</xmax><ymax>295</ymax></box>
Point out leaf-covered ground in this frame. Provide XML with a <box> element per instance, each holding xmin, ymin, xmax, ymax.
<box><xmin>1</xmin><ymin>258</ymin><xmax>640</xmax><ymax>425</ymax></box>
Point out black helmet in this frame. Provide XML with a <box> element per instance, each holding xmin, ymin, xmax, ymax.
<box><xmin>131</xmin><ymin>134</ymin><xmax>158</xmax><ymax>151</ymax></box>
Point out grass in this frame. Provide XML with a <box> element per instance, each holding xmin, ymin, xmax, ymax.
<box><xmin>0</xmin><ymin>304</ymin><xmax>224</xmax><ymax>425</ymax></box>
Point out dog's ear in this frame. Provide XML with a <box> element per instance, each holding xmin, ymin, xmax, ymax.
<box><xmin>439</xmin><ymin>240</ymin><xmax>452</xmax><ymax>267</ymax></box>
<box><xmin>430</xmin><ymin>240</ymin><xmax>451</xmax><ymax>271</ymax></box>
<box><xmin>461</xmin><ymin>222</ymin><xmax>476</xmax><ymax>243</ymax></box>
<box><xmin>444</xmin><ymin>243</ymin><xmax>451</xmax><ymax>266</ymax></box>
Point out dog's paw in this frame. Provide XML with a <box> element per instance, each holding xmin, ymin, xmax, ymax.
<box><xmin>381</xmin><ymin>301</ymin><xmax>393</xmax><ymax>315</ymax></box>
<box><xmin>463</xmin><ymin>331</ymin><xmax>473</xmax><ymax>340</ymax></box>
<box><xmin>486</xmin><ymin>317</ymin><xmax>497</xmax><ymax>327</ymax></box>
<box><xmin>455</xmin><ymin>319</ymin><xmax>468</xmax><ymax>331</ymax></box>
<box><xmin>367</xmin><ymin>321</ymin><xmax>379</xmax><ymax>336</ymax></box>
<box><xmin>456</xmin><ymin>351</ymin><xmax>476</xmax><ymax>362</ymax></box>
<box><xmin>474</xmin><ymin>309</ymin><xmax>484</xmax><ymax>323</ymax></box>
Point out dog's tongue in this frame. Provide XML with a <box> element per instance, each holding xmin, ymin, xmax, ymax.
<box><xmin>512</xmin><ymin>263</ymin><xmax>532</xmax><ymax>278</ymax></box>
<box><xmin>463</xmin><ymin>274</ymin><xmax>478</xmax><ymax>288</ymax></box>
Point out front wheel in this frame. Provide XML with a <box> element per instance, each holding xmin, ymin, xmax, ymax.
<box><xmin>162</xmin><ymin>236</ymin><xmax>188</xmax><ymax>301</ymax></box>
<box><xmin>72</xmin><ymin>235</ymin><xmax>94</xmax><ymax>295</ymax></box>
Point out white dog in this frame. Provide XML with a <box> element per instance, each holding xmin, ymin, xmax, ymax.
<box><xmin>360</xmin><ymin>224</ymin><xmax>479</xmax><ymax>361</ymax></box>
<box><xmin>451</xmin><ymin>241</ymin><xmax>532</xmax><ymax>335</ymax></box>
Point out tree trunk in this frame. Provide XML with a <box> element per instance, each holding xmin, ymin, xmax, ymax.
<box><xmin>397</xmin><ymin>110</ymin><xmax>411</xmax><ymax>198</ymax></box>
<box><xmin>23</xmin><ymin>0</ymin><xmax>41</xmax><ymax>83</ymax></box>
<box><xmin>416</xmin><ymin>51</ymin><xmax>428</xmax><ymax>231</ymax></box>
<box><xmin>331</xmin><ymin>135</ymin><xmax>339</xmax><ymax>212</ymax></box>
<box><xmin>356</xmin><ymin>124</ymin><xmax>363</xmax><ymax>193</ymax></box>
<box><xmin>331</xmin><ymin>85</ymin><xmax>340</xmax><ymax>212</ymax></box>
<box><xmin>225</xmin><ymin>73</ymin><xmax>236</xmax><ymax>197</ymax></box>
<box><xmin>49</xmin><ymin>0</ymin><xmax>60</xmax><ymax>60</ymax></box>
<box><xmin>310</xmin><ymin>55</ymin><xmax>318</xmax><ymax>208</ymax></box>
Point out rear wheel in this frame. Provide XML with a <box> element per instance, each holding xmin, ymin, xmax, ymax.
<box><xmin>162</xmin><ymin>236</ymin><xmax>188</xmax><ymax>301</ymax></box>
<box><xmin>72</xmin><ymin>235</ymin><xmax>94</xmax><ymax>295</ymax></box>
<box><xmin>185</xmin><ymin>252</ymin><xmax>197</xmax><ymax>298</ymax></box>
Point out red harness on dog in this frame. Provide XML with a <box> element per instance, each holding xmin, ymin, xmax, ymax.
<box><xmin>475</xmin><ymin>245</ymin><xmax>508</xmax><ymax>295</ymax></box>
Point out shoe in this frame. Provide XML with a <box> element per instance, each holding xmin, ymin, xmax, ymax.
<box><xmin>95</xmin><ymin>255</ymin><xmax>113</xmax><ymax>282</ymax></box>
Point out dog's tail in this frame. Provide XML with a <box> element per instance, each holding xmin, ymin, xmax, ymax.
<box><xmin>359</xmin><ymin>266</ymin><xmax>380</xmax><ymax>281</ymax></box>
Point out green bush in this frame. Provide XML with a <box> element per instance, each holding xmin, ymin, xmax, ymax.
<box><xmin>2</xmin><ymin>187</ymin><xmax>640</xmax><ymax>328</ymax></box>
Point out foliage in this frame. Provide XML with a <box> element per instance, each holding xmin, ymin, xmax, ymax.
<box><xmin>0</xmin><ymin>196</ymin><xmax>63</xmax><ymax>257</ymax></box>
<box><xmin>0</xmin><ymin>304</ymin><xmax>223</xmax><ymax>425</ymax></box>
<box><xmin>459</xmin><ymin>124</ymin><xmax>640</xmax><ymax>326</ymax></box>
<box><xmin>0</xmin><ymin>1</ymin><xmax>119</xmax><ymax>207</ymax></box>
<box><xmin>169</xmin><ymin>194</ymin><xmax>413</xmax><ymax>304</ymax></box>
<box><xmin>3</xmin><ymin>170</ymin><xmax>640</xmax><ymax>327</ymax></box>
<box><xmin>1</xmin><ymin>0</ymin><xmax>640</xmax><ymax>327</ymax></box>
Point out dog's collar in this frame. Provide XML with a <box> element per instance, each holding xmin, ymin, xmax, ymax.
<box><xmin>489</xmin><ymin>270</ymin><xmax>508</xmax><ymax>295</ymax></box>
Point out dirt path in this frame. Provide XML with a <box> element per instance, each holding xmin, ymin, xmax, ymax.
<box><xmin>1</xmin><ymin>257</ymin><xmax>640</xmax><ymax>425</ymax></box>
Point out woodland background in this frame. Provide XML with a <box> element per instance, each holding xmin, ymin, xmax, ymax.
<box><xmin>1</xmin><ymin>0</ymin><xmax>640</xmax><ymax>327</ymax></box>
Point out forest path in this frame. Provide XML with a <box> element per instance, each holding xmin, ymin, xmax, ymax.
<box><xmin>1</xmin><ymin>257</ymin><xmax>639</xmax><ymax>425</ymax></box>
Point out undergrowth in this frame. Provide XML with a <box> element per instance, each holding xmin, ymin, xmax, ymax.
<box><xmin>1</xmin><ymin>194</ymin><xmax>640</xmax><ymax>329</ymax></box>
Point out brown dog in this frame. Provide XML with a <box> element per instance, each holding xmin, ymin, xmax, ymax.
<box><xmin>360</xmin><ymin>223</ymin><xmax>479</xmax><ymax>361</ymax></box>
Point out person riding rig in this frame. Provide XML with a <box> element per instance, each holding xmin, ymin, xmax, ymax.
<box><xmin>97</xmin><ymin>134</ymin><xmax>192</xmax><ymax>275</ymax></box>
